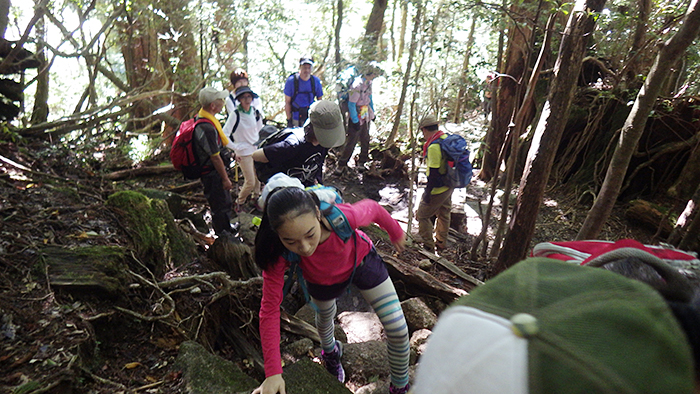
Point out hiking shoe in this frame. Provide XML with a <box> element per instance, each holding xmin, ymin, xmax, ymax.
<box><xmin>321</xmin><ymin>340</ymin><xmax>345</xmax><ymax>383</ymax></box>
<box><xmin>436</xmin><ymin>239</ymin><xmax>447</xmax><ymax>250</ymax></box>
<box><xmin>389</xmin><ymin>383</ymin><xmax>410</xmax><ymax>394</ymax></box>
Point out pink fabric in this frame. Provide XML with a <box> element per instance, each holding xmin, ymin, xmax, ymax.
<box><xmin>259</xmin><ymin>199</ymin><xmax>404</xmax><ymax>376</ymax></box>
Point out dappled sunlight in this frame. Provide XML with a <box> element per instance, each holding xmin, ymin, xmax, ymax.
<box><xmin>543</xmin><ymin>198</ymin><xmax>559</xmax><ymax>208</ymax></box>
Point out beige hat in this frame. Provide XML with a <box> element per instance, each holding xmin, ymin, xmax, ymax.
<box><xmin>199</xmin><ymin>87</ymin><xmax>229</xmax><ymax>107</ymax></box>
<box><xmin>305</xmin><ymin>100</ymin><xmax>346</xmax><ymax>148</ymax></box>
<box><xmin>418</xmin><ymin>115</ymin><xmax>439</xmax><ymax>129</ymax></box>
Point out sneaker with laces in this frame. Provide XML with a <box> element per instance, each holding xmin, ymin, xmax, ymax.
<box><xmin>389</xmin><ymin>383</ymin><xmax>410</xmax><ymax>394</ymax></box>
<box><xmin>321</xmin><ymin>340</ymin><xmax>345</xmax><ymax>383</ymax></box>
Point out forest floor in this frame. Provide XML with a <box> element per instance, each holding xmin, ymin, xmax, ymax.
<box><xmin>0</xmin><ymin>129</ymin><xmax>657</xmax><ymax>393</ymax></box>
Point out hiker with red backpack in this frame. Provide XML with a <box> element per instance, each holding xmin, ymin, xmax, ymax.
<box><xmin>416</xmin><ymin>115</ymin><xmax>454</xmax><ymax>253</ymax></box>
<box><xmin>189</xmin><ymin>87</ymin><xmax>236</xmax><ymax>235</ymax></box>
<box><xmin>251</xmin><ymin>178</ymin><xmax>411</xmax><ymax>394</ymax></box>
<box><xmin>284</xmin><ymin>56</ymin><xmax>323</xmax><ymax>128</ymax></box>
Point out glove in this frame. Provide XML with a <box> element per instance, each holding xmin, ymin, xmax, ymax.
<box><xmin>286</xmin><ymin>118</ymin><xmax>293</xmax><ymax>128</ymax></box>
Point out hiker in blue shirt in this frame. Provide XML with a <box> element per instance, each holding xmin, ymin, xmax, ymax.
<box><xmin>284</xmin><ymin>56</ymin><xmax>323</xmax><ymax>128</ymax></box>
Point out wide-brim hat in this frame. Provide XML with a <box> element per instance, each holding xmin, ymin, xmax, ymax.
<box><xmin>199</xmin><ymin>87</ymin><xmax>228</xmax><ymax>107</ymax></box>
<box><xmin>304</xmin><ymin>100</ymin><xmax>345</xmax><ymax>148</ymax></box>
<box><xmin>234</xmin><ymin>86</ymin><xmax>259</xmax><ymax>100</ymax></box>
<box><xmin>412</xmin><ymin>258</ymin><xmax>695</xmax><ymax>394</ymax></box>
<box><xmin>418</xmin><ymin>114</ymin><xmax>439</xmax><ymax>129</ymax></box>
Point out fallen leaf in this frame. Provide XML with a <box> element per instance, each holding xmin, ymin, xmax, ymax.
<box><xmin>124</xmin><ymin>362</ymin><xmax>142</xmax><ymax>369</ymax></box>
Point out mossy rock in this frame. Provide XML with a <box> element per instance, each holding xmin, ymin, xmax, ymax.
<box><xmin>139</xmin><ymin>188</ymin><xmax>184</xmax><ymax>219</ymax></box>
<box><xmin>40</xmin><ymin>245</ymin><xmax>128</xmax><ymax>297</ymax></box>
<box><xmin>283</xmin><ymin>357</ymin><xmax>353</xmax><ymax>394</ymax></box>
<box><xmin>175</xmin><ymin>340</ymin><xmax>259</xmax><ymax>394</ymax></box>
<box><xmin>107</xmin><ymin>190</ymin><xmax>197</xmax><ymax>276</ymax></box>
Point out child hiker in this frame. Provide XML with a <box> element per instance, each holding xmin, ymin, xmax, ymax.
<box><xmin>252</xmin><ymin>180</ymin><xmax>411</xmax><ymax>394</ymax></box>
<box><xmin>223</xmin><ymin>86</ymin><xmax>263</xmax><ymax>211</ymax></box>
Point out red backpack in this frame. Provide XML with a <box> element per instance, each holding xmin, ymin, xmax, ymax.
<box><xmin>531</xmin><ymin>239</ymin><xmax>699</xmax><ymax>267</ymax></box>
<box><xmin>170</xmin><ymin>117</ymin><xmax>213</xmax><ymax>179</ymax></box>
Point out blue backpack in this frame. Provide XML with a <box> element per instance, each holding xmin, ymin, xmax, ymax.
<box><xmin>281</xmin><ymin>187</ymin><xmax>360</xmax><ymax>309</ymax></box>
<box><xmin>431</xmin><ymin>134</ymin><xmax>473</xmax><ymax>188</ymax></box>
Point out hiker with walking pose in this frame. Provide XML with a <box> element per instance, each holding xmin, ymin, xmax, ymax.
<box><xmin>251</xmin><ymin>185</ymin><xmax>411</xmax><ymax>394</ymax></box>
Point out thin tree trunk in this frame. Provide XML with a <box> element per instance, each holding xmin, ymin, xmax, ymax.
<box><xmin>491</xmin><ymin>11</ymin><xmax>556</xmax><ymax>258</ymax></box>
<box><xmin>398</xmin><ymin>1</ymin><xmax>407</xmax><ymax>60</ymax></box>
<box><xmin>493</xmin><ymin>0</ymin><xmax>608</xmax><ymax>274</ymax></box>
<box><xmin>30</xmin><ymin>1</ymin><xmax>49</xmax><ymax>124</ymax></box>
<box><xmin>362</xmin><ymin>0</ymin><xmax>388</xmax><ymax>60</ymax></box>
<box><xmin>387</xmin><ymin>1</ymin><xmax>423</xmax><ymax>146</ymax></box>
<box><xmin>389</xmin><ymin>0</ymin><xmax>397</xmax><ymax>61</ymax></box>
<box><xmin>479</xmin><ymin>1</ymin><xmax>536</xmax><ymax>182</ymax></box>
<box><xmin>335</xmin><ymin>0</ymin><xmax>342</xmax><ymax>73</ymax></box>
<box><xmin>577</xmin><ymin>0</ymin><xmax>700</xmax><ymax>240</ymax></box>
<box><xmin>668</xmin><ymin>183</ymin><xmax>700</xmax><ymax>246</ymax></box>
<box><xmin>452</xmin><ymin>17</ymin><xmax>476</xmax><ymax>123</ymax></box>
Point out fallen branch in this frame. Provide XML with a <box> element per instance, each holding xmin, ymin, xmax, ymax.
<box><xmin>102</xmin><ymin>165</ymin><xmax>178</xmax><ymax>181</ymax></box>
<box><xmin>418</xmin><ymin>249</ymin><xmax>484</xmax><ymax>287</ymax></box>
<box><xmin>379</xmin><ymin>251</ymin><xmax>468</xmax><ymax>302</ymax></box>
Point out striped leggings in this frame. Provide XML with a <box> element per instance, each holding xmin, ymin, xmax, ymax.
<box><xmin>311</xmin><ymin>277</ymin><xmax>410</xmax><ymax>388</ymax></box>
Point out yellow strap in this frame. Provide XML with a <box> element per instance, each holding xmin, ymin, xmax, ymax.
<box><xmin>197</xmin><ymin>108</ymin><xmax>230</xmax><ymax>146</ymax></box>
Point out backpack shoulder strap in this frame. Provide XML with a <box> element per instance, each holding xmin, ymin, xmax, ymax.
<box><xmin>322</xmin><ymin>203</ymin><xmax>354</xmax><ymax>242</ymax></box>
<box><xmin>290</xmin><ymin>73</ymin><xmax>300</xmax><ymax>105</ymax></box>
<box><xmin>231</xmin><ymin>109</ymin><xmax>241</xmax><ymax>135</ymax></box>
<box><xmin>255</xmin><ymin>109</ymin><xmax>261</xmax><ymax>122</ymax></box>
<box><xmin>311</xmin><ymin>75</ymin><xmax>317</xmax><ymax>97</ymax></box>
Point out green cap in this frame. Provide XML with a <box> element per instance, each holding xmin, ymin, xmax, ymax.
<box><xmin>413</xmin><ymin>258</ymin><xmax>695</xmax><ymax>394</ymax></box>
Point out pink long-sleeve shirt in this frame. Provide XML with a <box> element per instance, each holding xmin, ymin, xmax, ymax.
<box><xmin>258</xmin><ymin>199</ymin><xmax>404</xmax><ymax>376</ymax></box>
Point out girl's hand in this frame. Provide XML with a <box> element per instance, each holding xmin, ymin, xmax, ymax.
<box><xmin>393</xmin><ymin>232</ymin><xmax>406</xmax><ymax>253</ymax></box>
<box><xmin>252</xmin><ymin>374</ymin><xmax>286</xmax><ymax>394</ymax></box>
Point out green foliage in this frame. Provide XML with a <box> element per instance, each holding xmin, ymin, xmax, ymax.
<box><xmin>0</xmin><ymin>122</ymin><xmax>21</xmax><ymax>143</ymax></box>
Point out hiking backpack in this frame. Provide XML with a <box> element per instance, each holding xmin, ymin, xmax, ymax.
<box><xmin>253</xmin><ymin>128</ymin><xmax>294</xmax><ymax>183</ymax></box>
<box><xmin>170</xmin><ymin>117</ymin><xmax>214</xmax><ymax>180</ymax></box>
<box><xmin>336</xmin><ymin>65</ymin><xmax>360</xmax><ymax>102</ymax></box>
<box><xmin>289</xmin><ymin>73</ymin><xmax>318</xmax><ymax>105</ymax></box>
<box><xmin>430</xmin><ymin>134</ymin><xmax>473</xmax><ymax>188</ymax></box>
<box><xmin>531</xmin><ymin>239</ymin><xmax>700</xmax><ymax>269</ymax></box>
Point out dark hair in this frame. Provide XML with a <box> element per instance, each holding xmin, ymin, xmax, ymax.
<box><xmin>230</xmin><ymin>68</ymin><xmax>249</xmax><ymax>86</ymax></box>
<box><xmin>424</xmin><ymin>124</ymin><xmax>439</xmax><ymax>132</ymax></box>
<box><xmin>254</xmin><ymin>187</ymin><xmax>320</xmax><ymax>270</ymax></box>
<box><xmin>303</xmin><ymin>123</ymin><xmax>316</xmax><ymax>143</ymax></box>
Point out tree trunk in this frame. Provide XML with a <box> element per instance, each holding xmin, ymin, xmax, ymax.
<box><xmin>479</xmin><ymin>1</ymin><xmax>536</xmax><ymax>182</ymax></box>
<box><xmin>0</xmin><ymin>0</ymin><xmax>8</xmax><ymax>38</ymax></box>
<box><xmin>577</xmin><ymin>0</ymin><xmax>700</xmax><ymax>240</ymax></box>
<box><xmin>362</xmin><ymin>0</ymin><xmax>388</xmax><ymax>61</ymax></box>
<box><xmin>387</xmin><ymin>1</ymin><xmax>422</xmax><ymax>146</ymax></box>
<box><xmin>493</xmin><ymin>0</ymin><xmax>608</xmax><ymax>274</ymax></box>
<box><xmin>30</xmin><ymin>1</ymin><xmax>49</xmax><ymax>125</ymax></box>
<box><xmin>451</xmin><ymin>17</ymin><xmax>476</xmax><ymax>123</ymax></box>
<box><xmin>623</xmin><ymin>0</ymin><xmax>651</xmax><ymax>83</ymax></box>
<box><xmin>398</xmin><ymin>1</ymin><xmax>408</xmax><ymax>60</ymax></box>
<box><xmin>671</xmin><ymin>183</ymin><xmax>700</xmax><ymax>252</ymax></box>
<box><xmin>335</xmin><ymin>0</ymin><xmax>342</xmax><ymax>73</ymax></box>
